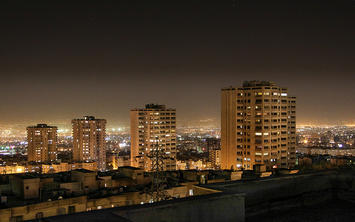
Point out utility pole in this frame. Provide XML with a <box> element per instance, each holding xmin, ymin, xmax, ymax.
<box><xmin>147</xmin><ymin>141</ymin><xmax>170</xmax><ymax>202</ymax></box>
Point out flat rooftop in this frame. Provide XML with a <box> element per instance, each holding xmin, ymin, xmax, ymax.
<box><xmin>242</xmin><ymin>80</ymin><xmax>276</xmax><ymax>87</ymax></box>
<box><xmin>27</xmin><ymin>124</ymin><xmax>57</xmax><ymax>129</ymax></box>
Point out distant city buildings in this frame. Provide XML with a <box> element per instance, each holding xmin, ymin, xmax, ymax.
<box><xmin>72</xmin><ymin>116</ymin><xmax>107</xmax><ymax>171</ymax></box>
<box><xmin>297</xmin><ymin>126</ymin><xmax>355</xmax><ymax>149</ymax></box>
<box><xmin>130</xmin><ymin>104</ymin><xmax>177</xmax><ymax>171</ymax></box>
<box><xmin>8</xmin><ymin>82</ymin><xmax>355</xmax><ymax>176</ymax></box>
<box><xmin>26</xmin><ymin>124</ymin><xmax>58</xmax><ymax>163</ymax></box>
<box><xmin>221</xmin><ymin>81</ymin><xmax>296</xmax><ymax>170</ymax></box>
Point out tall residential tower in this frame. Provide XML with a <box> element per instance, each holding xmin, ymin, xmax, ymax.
<box><xmin>72</xmin><ymin>116</ymin><xmax>107</xmax><ymax>171</ymax></box>
<box><xmin>130</xmin><ymin>104</ymin><xmax>177</xmax><ymax>171</ymax></box>
<box><xmin>27</xmin><ymin>124</ymin><xmax>58</xmax><ymax>163</ymax></box>
<box><xmin>221</xmin><ymin>81</ymin><xmax>296</xmax><ymax>170</ymax></box>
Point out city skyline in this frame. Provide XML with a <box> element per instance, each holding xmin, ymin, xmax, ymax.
<box><xmin>0</xmin><ymin>0</ymin><xmax>354</xmax><ymax>127</ymax></box>
<box><xmin>1</xmin><ymin>1</ymin><xmax>354</xmax><ymax>221</ymax></box>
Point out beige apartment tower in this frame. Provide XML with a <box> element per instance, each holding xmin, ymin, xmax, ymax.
<box><xmin>209</xmin><ymin>149</ymin><xmax>221</xmax><ymax>169</ymax></box>
<box><xmin>130</xmin><ymin>104</ymin><xmax>177</xmax><ymax>171</ymax></box>
<box><xmin>27</xmin><ymin>124</ymin><xmax>58</xmax><ymax>163</ymax></box>
<box><xmin>72</xmin><ymin>116</ymin><xmax>107</xmax><ymax>171</ymax></box>
<box><xmin>221</xmin><ymin>81</ymin><xmax>296</xmax><ymax>170</ymax></box>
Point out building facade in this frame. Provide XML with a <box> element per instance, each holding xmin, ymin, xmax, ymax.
<box><xmin>209</xmin><ymin>149</ymin><xmax>221</xmax><ymax>169</ymax></box>
<box><xmin>206</xmin><ymin>138</ymin><xmax>221</xmax><ymax>169</ymax></box>
<box><xmin>206</xmin><ymin>138</ymin><xmax>221</xmax><ymax>152</ymax></box>
<box><xmin>130</xmin><ymin>104</ymin><xmax>177</xmax><ymax>171</ymax></box>
<box><xmin>221</xmin><ymin>81</ymin><xmax>296</xmax><ymax>170</ymax></box>
<box><xmin>72</xmin><ymin>116</ymin><xmax>107</xmax><ymax>171</ymax></box>
<box><xmin>27</xmin><ymin>124</ymin><xmax>58</xmax><ymax>163</ymax></box>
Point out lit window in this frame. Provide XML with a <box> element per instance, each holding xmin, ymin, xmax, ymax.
<box><xmin>189</xmin><ymin>189</ymin><xmax>194</xmax><ymax>196</ymax></box>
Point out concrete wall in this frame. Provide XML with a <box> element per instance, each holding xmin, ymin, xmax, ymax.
<box><xmin>71</xmin><ymin>171</ymin><xmax>98</xmax><ymax>192</ymax></box>
<box><xmin>0</xmin><ymin>183</ymin><xmax>11</xmax><ymax>194</ymax></box>
<box><xmin>115</xmin><ymin>194</ymin><xmax>245</xmax><ymax>222</ymax></box>
<box><xmin>85</xmin><ymin>185</ymin><xmax>218</xmax><ymax>210</ymax></box>
<box><xmin>203</xmin><ymin>171</ymin><xmax>346</xmax><ymax>217</ymax></box>
<box><xmin>60</xmin><ymin>182</ymin><xmax>82</xmax><ymax>194</ymax></box>
<box><xmin>9</xmin><ymin>176</ymin><xmax>40</xmax><ymax>200</ymax></box>
<box><xmin>23</xmin><ymin>178</ymin><xmax>40</xmax><ymax>200</ymax></box>
<box><xmin>0</xmin><ymin>196</ymin><xmax>87</xmax><ymax>222</ymax></box>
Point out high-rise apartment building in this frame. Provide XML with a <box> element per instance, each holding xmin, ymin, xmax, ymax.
<box><xmin>221</xmin><ymin>81</ymin><xmax>296</xmax><ymax>170</ymax></box>
<box><xmin>130</xmin><ymin>104</ymin><xmax>177</xmax><ymax>171</ymax></box>
<box><xmin>209</xmin><ymin>149</ymin><xmax>221</xmax><ymax>169</ymax></box>
<box><xmin>72</xmin><ymin>116</ymin><xmax>107</xmax><ymax>171</ymax></box>
<box><xmin>27</xmin><ymin>124</ymin><xmax>58</xmax><ymax>163</ymax></box>
<box><xmin>206</xmin><ymin>138</ymin><xmax>221</xmax><ymax>153</ymax></box>
<box><xmin>206</xmin><ymin>138</ymin><xmax>221</xmax><ymax>169</ymax></box>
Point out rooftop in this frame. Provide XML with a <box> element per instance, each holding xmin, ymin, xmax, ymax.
<box><xmin>27</xmin><ymin>124</ymin><xmax>57</xmax><ymax>129</ymax></box>
<box><xmin>72</xmin><ymin>116</ymin><xmax>106</xmax><ymax>121</ymax></box>
<box><xmin>145</xmin><ymin>104</ymin><xmax>166</xmax><ymax>109</ymax></box>
<box><xmin>72</xmin><ymin>169</ymin><xmax>95</xmax><ymax>173</ymax></box>
<box><xmin>242</xmin><ymin>80</ymin><xmax>276</xmax><ymax>87</ymax></box>
<box><xmin>118</xmin><ymin>166</ymin><xmax>142</xmax><ymax>170</ymax></box>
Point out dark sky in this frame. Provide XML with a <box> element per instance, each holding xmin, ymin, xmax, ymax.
<box><xmin>0</xmin><ymin>0</ymin><xmax>354</xmax><ymax>127</ymax></box>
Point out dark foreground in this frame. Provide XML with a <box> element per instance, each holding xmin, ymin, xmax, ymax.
<box><xmin>248</xmin><ymin>200</ymin><xmax>355</xmax><ymax>222</ymax></box>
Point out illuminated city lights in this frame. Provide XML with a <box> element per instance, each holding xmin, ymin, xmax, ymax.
<box><xmin>0</xmin><ymin>0</ymin><xmax>353</xmax><ymax>221</ymax></box>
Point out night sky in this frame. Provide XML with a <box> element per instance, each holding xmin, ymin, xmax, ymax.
<box><xmin>0</xmin><ymin>0</ymin><xmax>354</xmax><ymax>127</ymax></box>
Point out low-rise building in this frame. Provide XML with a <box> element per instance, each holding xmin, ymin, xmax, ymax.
<box><xmin>71</xmin><ymin>169</ymin><xmax>98</xmax><ymax>193</ymax></box>
<box><xmin>9</xmin><ymin>175</ymin><xmax>40</xmax><ymax>200</ymax></box>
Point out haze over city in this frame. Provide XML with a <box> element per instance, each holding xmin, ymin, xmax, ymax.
<box><xmin>0</xmin><ymin>0</ymin><xmax>354</xmax><ymax>128</ymax></box>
